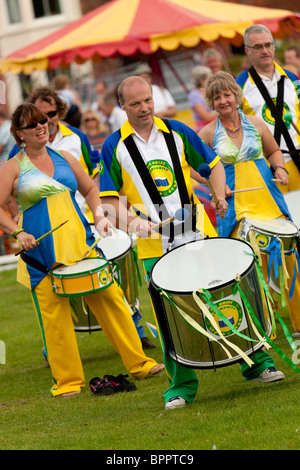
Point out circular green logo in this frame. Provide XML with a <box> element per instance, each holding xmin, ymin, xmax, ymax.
<box><xmin>205</xmin><ymin>299</ymin><xmax>244</xmax><ymax>337</ymax></box>
<box><xmin>262</xmin><ymin>100</ymin><xmax>290</xmax><ymax>126</ymax></box>
<box><xmin>147</xmin><ymin>159</ymin><xmax>177</xmax><ymax>196</ymax></box>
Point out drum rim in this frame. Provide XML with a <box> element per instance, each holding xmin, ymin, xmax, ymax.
<box><xmin>50</xmin><ymin>257</ymin><xmax>110</xmax><ymax>277</ymax></box>
<box><xmin>150</xmin><ymin>237</ymin><xmax>255</xmax><ymax>295</ymax></box>
<box><xmin>96</xmin><ymin>228</ymin><xmax>133</xmax><ymax>261</ymax></box>
<box><xmin>241</xmin><ymin>217</ymin><xmax>298</xmax><ymax>236</ymax></box>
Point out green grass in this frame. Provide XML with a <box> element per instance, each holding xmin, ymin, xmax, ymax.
<box><xmin>0</xmin><ymin>268</ymin><xmax>299</xmax><ymax>451</ymax></box>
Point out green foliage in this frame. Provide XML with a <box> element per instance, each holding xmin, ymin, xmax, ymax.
<box><xmin>0</xmin><ymin>268</ymin><xmax>299</xmax><ymax>450</ymax></box>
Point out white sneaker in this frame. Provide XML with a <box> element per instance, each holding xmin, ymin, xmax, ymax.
<box><xmin>249</xmin><ymin>367</ymin><xmax>285</xmax><ymax>383</ymax></box>
<box><xmin>165</xmin><ymin>396</ymin><xmax>187</xmax><ymax>410</ymax></box>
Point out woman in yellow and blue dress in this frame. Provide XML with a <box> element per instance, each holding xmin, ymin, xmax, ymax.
<box><xmin>199</xmin><ymin>71</ymin><xmax>300</xmax><ymax>377</ymax></box>
<box><xmin>0</xmin><ymin>103</ymin><xmax>163</xmax><ymax>397</ymax></box>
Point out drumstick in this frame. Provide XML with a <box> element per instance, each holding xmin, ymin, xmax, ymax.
<box><xmin>271</xmin><ymin>178</ymin><xmax>283</xmax><ymax>183</ymax></box>
<box><xmin>15</xmin><ymin>220</ymin><xmax>69</xmax><ymax>256</ymax></box>
<box><xmin>283</xmin><ymin>112</ymin><xmax>300</xmax><ymax>136</ymax></box>
<box><xmin>82</xmin><ymin>236</ymin><xmax>102</xmax><ymax>259</ymax></box>
<box><xmin>229</xmin><ymin>186</ymin><xmax>264</xmax><ymax>194</ymax></box>
<box><xmin>152</xmin><ymin>217</ymin><xmax>174</xmax><ymax>232</ymax></box>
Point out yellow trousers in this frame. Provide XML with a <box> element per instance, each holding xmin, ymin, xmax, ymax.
<box><xmin>31</xmin><ymin>275</ymin><xmax>158</xmax><ymax>396</ymax></box>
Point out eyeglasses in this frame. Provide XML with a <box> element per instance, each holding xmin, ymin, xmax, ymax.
<box><xmin>20</xmin><ymin>118</ymin><xmax>48</xmax><ymax>130</ymax></box>
<box><xmin>46</xmin><ymin>110</ymin><xmax>58</xmax><ymax>118</ymax></box>
<box><xmin>245</xmin><ymin>42</ymin><xmax>274</xmax><ymax>51</ymax></box>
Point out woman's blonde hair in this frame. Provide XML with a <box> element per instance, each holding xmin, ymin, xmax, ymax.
<box><xmin>205</xmin><ymin>71</ymin><xmax>243</xmax><ymax>110</ymax></box>
<box><xmin>80</xmin><ymin>109</ymin><xmax>108</xmax><ymax>134</ymax></box>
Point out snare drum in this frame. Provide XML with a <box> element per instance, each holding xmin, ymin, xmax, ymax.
<box><xmin>238</xmin><ymin>217</ymin><xmax>298</xmax><ymax>293</ymax></box>
<box><xmin>50</xmin><ymin>257</ymin><xmax>113</xmax><ymax>297</ymax></box>
<box><xmin>284</xmin><ymin>190</ymin><xmax>300</xmax><ymax>230</ymax></box>
<box><xmin>149</xmin><ymin>238</ymin><xmax>271</xmax><ymax>369</ymax></box>
<box><xmin>238</xmin><ymin>217</ymin><xmax>298</xmax><ymax>255</ymax></box>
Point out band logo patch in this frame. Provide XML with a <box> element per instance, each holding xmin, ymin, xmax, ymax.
<box><xmin>205</xmin><ymin>296</ymin><xmax>246</xmax><ymax>338</ymax></box>
<box><xmin>147</xmin><ymin>159</ymin><xmax>177</xmax><ymax>196</ymax></box>
<box><xmin>262</xmin><ymin>99</ymin><xmax>289</xmax><ymax>126</ymax></box>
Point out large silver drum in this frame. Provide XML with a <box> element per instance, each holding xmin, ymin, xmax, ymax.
<box><xmin>238</xmin><ymin>217</ymin><xmax>298</xmax><ymax>294</ymax></box>
<box><xmin>149</xmin><ymin>238</ymin><xmax>271</xmax><ymax>369</ymax></box>
<box><xmin>284</xmin><ymin>190</ymin><xmax>300</xmax><ymax>230</ymax></box>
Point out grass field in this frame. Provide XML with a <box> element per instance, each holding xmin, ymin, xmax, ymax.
<box><xmin>0</xmin><ymin>266</ymin><xmax>299</xmax><ymax>451</ymax></box>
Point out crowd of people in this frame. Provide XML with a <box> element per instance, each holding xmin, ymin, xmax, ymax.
<box><xmin>0</xmin><ymin>24</ymin><xmax>299</xmax><ymax>407</ymax></box>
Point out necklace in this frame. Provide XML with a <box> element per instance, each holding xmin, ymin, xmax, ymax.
<box><xmin>219</xmin><ymin>116</ymin><xmax>241</xmax><ymax>133</ymax></box>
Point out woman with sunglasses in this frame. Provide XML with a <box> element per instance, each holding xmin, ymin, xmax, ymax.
<box><xmin>0</xmin><ymin>103</ymin><xmax>163</xmax><ymax>397</ymax></box>
<box><xmin>80</xmin><ymin>109</ymin><xmax>109</xmax><ymax>152</ymax></box>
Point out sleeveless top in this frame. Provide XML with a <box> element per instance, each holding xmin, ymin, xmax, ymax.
<box><xmin>14</xmin><ymin>148</ymin><xmax>75</xmax><ymax>212</ymax></box>
<box><xmin>211</xmin><ymin>110</ymin><xmax>291</xmax><ymax>237</ymax></box>
<box><xmin>14</xmin><ymin>147</ymin><xmax>95</xmax><ymax>290</ymax></box>
<box><xmin>213</xmin><ymin>109</ymin><xmax>263</xmax><ymax>165</ymax></box>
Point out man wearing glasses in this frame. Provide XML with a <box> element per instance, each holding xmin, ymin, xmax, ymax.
<box><xmin>236</xmin><ymin>24</ymin><xmax>300</xmax><ymax>193</ymax></box>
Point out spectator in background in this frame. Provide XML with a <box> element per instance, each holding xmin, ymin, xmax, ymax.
<box><xmin>203</xmin><ymin>48</ymin><xmax>224</xmax><ymax>73</ymax></box>
<box><xmin>80</xmin><ymin>109</ymin><xmax>109</xmax><ymax>153</ymax></box>
<box><xmin>134</xmin><ymin>63</ymin><xmax>177</xmax><ymax>119</ymax></box>
<box><xmin>91</xmin><ymin>80</ymin><xmax>109</xmax><ymax>122</ymax></box>
<box><xmin>51</xmin><ymin>74</ymin><xmax>82</xmax><ymax>128</ymax></box>
<box><xmin>98</xmin><ymin>92</ymin><xmax>127</xmax><ymax>133</ymax></box>
<box><xmin>0</xmin><ymin>110</ymin><xmax>15</xmax><ymax>169</ymax></box>
<box><xmin>284</xmin><ymin>45</ymin><xmax>300</xmax><ymax>78</ymax></box>
<box><xmin>188</xmin><ymin>66</ymin><xmax>217</xmax><ymax>133</ymax></box>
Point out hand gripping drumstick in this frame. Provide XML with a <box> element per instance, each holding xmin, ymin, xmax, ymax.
<box><xmin>15</xmin><ymin>220</ymin><xmax>69</xmax><ymax>256</ymax></box>
<box><xmin>283</xmin><ymin>112</ymin><xmax>300</xmax><ymax>136</ymax></box>
<box><xmin>198</xmin><ymin>163</ymin><xmax>225</xmax><ymax>219</ymax></box>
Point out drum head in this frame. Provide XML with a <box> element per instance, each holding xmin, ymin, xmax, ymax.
<box><xmin>151</xmin><ymin>238</ymin><xmax>254</xmax><ymax>294</ymax></box>
<box><xmin>284</xmin><ymin>190</ymin><xmax>300</xmax><ymax>229</ymax></box>
<box><xmin>245</xmin><ymin>217</ymin><xmax>298</xmax><ymax>235</ymax></box>
<box><xmin>51</xmin><ymin>258</ymin><xmax>107</xmax><ymax>276</ymax></box>
<box><xmin>91</xmin><ymin>227</ymin><xmax>132</xmax><ymax>261</ymax></box>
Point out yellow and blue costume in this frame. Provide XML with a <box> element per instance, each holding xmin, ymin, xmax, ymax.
<box><xmin>213</xmin><ymin>110</ymin><xmax>300</xmax><ymax>334</ymax></box>
<box><xmin>14</xmin><ymin>148</ymin><xmax>158</xmax><ymax>396</ymax></box>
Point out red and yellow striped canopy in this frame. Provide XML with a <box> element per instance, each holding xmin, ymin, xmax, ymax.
<box><xmin>1</xmin><ymin>0</ymin><xmax>300</xmax><ymax>74</ymax></box>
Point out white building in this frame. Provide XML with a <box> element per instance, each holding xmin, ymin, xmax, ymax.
<box><xmin>0</xmin><ymin>0</ymin><xmax>82</xmax><ymax>113</ymax></box>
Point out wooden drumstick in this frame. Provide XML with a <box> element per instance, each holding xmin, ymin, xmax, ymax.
<box><xmin>82</xmin><ymin>236</ymin><xmax>102</xmax><ymax>259</ymax></box>
<box><xmin>229</xmin><ymin>186</ymin><xmax>264</xmax><ymax>194</ymax></box>
<box><xmin>152</xmin><ymin>217</ymin><xmax>174</xmax><ymax>232</ymax></box>
<box><xmin>284</xmin><ymin>112</ymin><xmax>300</xmax><ymax>136</ymax></box>
<box><xmin>15</xmin><ymin>220</ymin><xmax>69</xmax><ymax>256</ymax></box>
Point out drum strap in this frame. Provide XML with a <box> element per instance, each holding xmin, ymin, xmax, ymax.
<box><xmin>122</xmin><ymin>121</ymin><xmax>196</xmax><ymax>242</ymax></box>
<box><xmin>20</xmin><ymin>252</ymin><xmax>49</xmax><ymax>274</ymax></box>
<box><xmin>249</xmin><ymin>66</ymin><xmax>300</xmax><ymax>172</ymax></box>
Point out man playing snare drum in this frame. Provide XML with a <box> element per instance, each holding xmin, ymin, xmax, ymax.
<box><xmin>99</xmin><ymin>76</ymin><xmax>284</xmax><ymax>410</ymax></box>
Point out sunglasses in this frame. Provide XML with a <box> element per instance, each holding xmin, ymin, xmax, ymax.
<box><xmin>20</xmin><ymin>118</ymin><xmax>48</xmax><ymax>130</ymax></box>
<box><xmin>46</xmin><ymin>110</ymin><xmax>58</xmax><ymax>118</ymax></box>
<box><xmin>85</xmin><ymin>117</ymin><xmax>96</xmax><ymax>122</ymax></box>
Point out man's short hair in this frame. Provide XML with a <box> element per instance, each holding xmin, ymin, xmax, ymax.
<box><xmin>243</xmin><ymin>24</ymin><xmax>273</xmax><ymax>46</ymax></box>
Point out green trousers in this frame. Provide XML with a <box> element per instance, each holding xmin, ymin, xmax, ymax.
<box><xmin>143</xmin><ymin>257</ymin><xmax>275</xmax><ymax>404</ymax></box>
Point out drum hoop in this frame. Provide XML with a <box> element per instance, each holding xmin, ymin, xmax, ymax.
<box><xmin>244</xmin><ymin>218</ymin><xmax>298</xmax><ymax>237</ymax></box>
<box><xmin>97</xmin><ymin>230</ymin><xmax>133</xmax><ymax>262</ymax></box>
<box><xmin>105</xmin><ymin>242</ymin><xmax>132</xmax><ymax>262</ymax></box>
<box><xmin>150</xmin><ymin>237</ymin><xmax>255</xmax><ymax>296</ymax></box>
<box><xmin>50</xmin><ymin>257</ymin><xmax>110</xmax><ymax>278</ymax></box>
